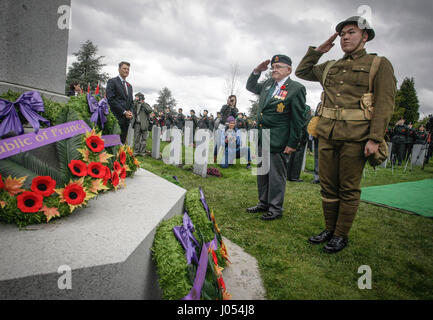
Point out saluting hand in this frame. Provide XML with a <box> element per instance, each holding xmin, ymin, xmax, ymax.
<box><xmin>254</xmin><ymin>59</ymin><xmax>271</xmax><ymax>73</ymax></box>
<box><xmin>315</xmin><ymin>32</ymin><xmax>339</xmax><ymax>54</ymax></box>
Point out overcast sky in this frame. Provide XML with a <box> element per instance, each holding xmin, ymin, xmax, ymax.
<box><xmin>67</xmin><ymin>0</ymin><xmax>433</xmax><ymax>118</ymax></box>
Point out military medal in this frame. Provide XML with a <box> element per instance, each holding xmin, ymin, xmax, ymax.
<box><xmin>276</xmin><ymin>103</ymin><xmax>285</xmax><ymax>113</ymax></box>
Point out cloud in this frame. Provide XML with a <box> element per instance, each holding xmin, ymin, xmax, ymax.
<box><xmin>67</xmin><ymin>0</ymin><xmax>433</xmax><ymax>118</ymax></box>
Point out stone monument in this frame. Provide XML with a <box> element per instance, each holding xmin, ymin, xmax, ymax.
<box><xmin>0</xmin><ymin>0</ymin><xmax>71</xmax><ymax>102</ymax></box>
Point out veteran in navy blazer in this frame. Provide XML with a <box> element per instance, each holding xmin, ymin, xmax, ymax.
<box><xmin>106</xmin><ymin>61</ymin><xmax>134</xmax><ymax>144</ymax></box>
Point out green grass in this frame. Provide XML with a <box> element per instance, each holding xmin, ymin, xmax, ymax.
<box><xmin>141</xmin><ymin>134</ymin><xmax>433</xmax><ymax>299</ymax></box>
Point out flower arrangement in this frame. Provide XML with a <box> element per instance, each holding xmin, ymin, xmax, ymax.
<box><xmin>152</xmin><ymin>188</ymin><xmax>231</xmax><ymax>300</ymax></box>
<box><xmin>0</xmin><ymin>128</ymin><xmax>140</xmax><ymax>227</ymax></box>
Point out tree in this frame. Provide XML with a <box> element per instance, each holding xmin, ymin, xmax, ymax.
<box><xmin>66</xmin><ymin>40</ymin><xmax>109</xmax><ymax>94</ymax></box>
<box><xmin>395</xmin><ymin>77</ymin><xmax>420</xmax><ymax>124</ymax></box>
<box><xmin>248</xmin><ymin>70</ymin><xmax>272</xmax><ymax>119</ymax></box>
<box><xmin>224</xmin><ymin>63</ymin><xmax>241</xmax><ymax>98</ymax></box>
<box><xmin>154</xmin><ymin>87</ymin><xmax>177</xmax><ymax>113</ymax></box>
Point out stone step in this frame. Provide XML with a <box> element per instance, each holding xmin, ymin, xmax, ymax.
<box><xmin>0</xmin><ymin>168</ymin><xmax>186</xmax><ymax>299</ymax></box>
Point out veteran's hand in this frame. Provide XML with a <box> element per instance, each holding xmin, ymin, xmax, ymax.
<box><xmin>283</xmin><ymin>146</ymin><xmax>296</xmax><ymax>155</ymax></box>
<box><xmin>315</xmin><ymin>32</ymin><xmax>339</xmax><ymax>54</ymax></box>
<box><xmin>254</xmin><ymin>60</ymin><xmax>271</xmax><ymax>73</ymax></box>
<box><xmin>364</xmin><ymin>140</ymin><xmax>379</xmax><ymax>157</ymax></box>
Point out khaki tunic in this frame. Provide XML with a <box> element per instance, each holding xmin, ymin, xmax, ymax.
<box><xmin>295</xmin><ymin>46</ymin><xmax>396</xmax><ymax>142</ymax></box>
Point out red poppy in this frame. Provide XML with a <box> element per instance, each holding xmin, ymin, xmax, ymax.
<box><xmin>111</xmin><ymin>171</ymin><xmax>119</xmax><ymax>187</ymax></box>
<box><xmin>31</xmin><ymin>176</ymin><xmax>56</xmax><ymax>197</ymax></box>
<box><xmin>281</xmin><ymin>85</ymin><xmax>286</xmax><ymax>90</ymax></box>
<box><xmin>119</xmin><ymin>150</ymin><xmax>126</xmax><ymax>165</ymax></box>
<box><xmin>0</xmin><ymin>174</ymin><xmax>4</xmax><ymax>189</ymax></box>
<box><xmin>87</xmin><ymin>162</ymin><xmax>107</xmax><ymax>179</ymax></box>
<box><xmin>68</xmin><ymin>160</ymin><xmax>88</xmax><ymax>177</ymax></box>
<box><xmin>62</xmin><ymin>182</ymin><xmax>86</xmax><ymax>205</ymax></box>
<box><xmin>17</xmin><ymin>191</ymin><xmax>43</xmax><ymax>213</ymax></box>
<box><xmin>103</xmin><ymin>166</ymin><xmax>112</xmax><ymax>185</ymax></box>
<box><xmin>113</xmin><ymin>161</ymin><xmax>122</xmax><ymax>173</ymax></box>
<box><xmin>120</xmin><ymin>167</ymin><xmax>127</xmax><ymax>179</ymax></box>
<box><xmin>86</xmin><ymin>135</ymin><xmax>105</xmax><ymax>153</ymax></box>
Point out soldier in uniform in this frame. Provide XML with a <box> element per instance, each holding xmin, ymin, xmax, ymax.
<box><xmin>198</xmin><ymin>109</ymin><xmax>210</xmax><ymax>129</ymax></box>
<box><xmin>190</xmin><ymin>109</ymin><xmax>198</xmax><ymax>137</ymax></box>
<box><xmin>405</xmin><ymin>123</ymin><xmax>415</xmax><ymax>161</ymax></box>
<box><xmin>296</xmin><ymin>16</ymin><xmax>396</xmax><ymax>253</ymax></box>
<box><xmin>246</xmin><ymin>54</ymin><xmax>307</xmax><ymax>221</ymax></box>
<box><xmin>132</xmin><ymin>92</ymin><xmax>153</xmax><ymax>156</ymax></box>
<box><xmin>176</xmin><ymin>108</ymin><xmax>185</xmax><ymax>131</ymax></box>
<box><xmin>392</xmin><ymin>119</ymin><xmax>408</xmax><ymax>165</ymax></box>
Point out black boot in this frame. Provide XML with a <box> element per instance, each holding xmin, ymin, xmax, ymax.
<box><xmin>323</xmin><ymin>236</ymin><xmax>348</xmax><ymax>253</ymax></box>
<box><xmin>308</xmin><ymin>230</ymin><xmax>334</xmax><ymax>244</ymax></box>
<box><xmin>246</xmin><ymin>205</ymin><xmax>268</xmax><ymax>214</ymax></box>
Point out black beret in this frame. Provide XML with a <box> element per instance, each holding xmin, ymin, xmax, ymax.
<box><xmin>271</xmin><ymin>54</ymin><xmax>292</xmax><ymax>66</ymax></box>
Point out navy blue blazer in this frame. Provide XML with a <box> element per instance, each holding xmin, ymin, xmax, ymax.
<box><xmin>106</xmin><ymin>76</ymin><xmax>133</xmax><ymax>119</ymax></box>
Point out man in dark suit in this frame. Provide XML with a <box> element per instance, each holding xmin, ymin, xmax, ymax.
<box><xmin>246</xmin><ymin>54</ymin><xmax>307</xmax><ymax>221</ymax></box>
<box><xmin>106</xmin><ymin>61</ymin><xmax>134</xmax><ymax>144</ymax></box>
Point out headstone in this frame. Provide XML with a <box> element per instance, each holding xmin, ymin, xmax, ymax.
<box><xmin>184</xmin><ymin>121</ymin><xmax>193</xmax><ymax>147</ymax></box>
<box><xmin>0</xmin><ymin>0</ymin><xmax>71</xmax><ymax>102</ymax></box>
<box><xmin>152</xmin><ymin>126</ymin><xmax>161</xmax><ymax>159</ymax></box>
<box><xmin>411</xmin><ymin>144</ymin><xmax>427</xmax><ymax>167</ymax></box>
<box><xmin>301</xmin><ymin>142</ymin><xmax>308</xmax><ymax>172</ymax></box>
<box><xmin>161</xmin><ymin>126</ymin><xmax>167</xmax><ymax>141</ymax></box>
<box><xmin>162</xmin><ymin>128</ymin><xmax>182</xmax><ymax>165</ymax></box>
<box><xmin>193</xmin><ymin>129</ymin><xmax>210</xmax><ymax>178</ymax></box>
<box><xmin>380</xmin><ymin>142</ymin><xmax>392</xmax><ymax>168</ymax></box>
<box><xmin>126</xmin><ymin>123</ymin><xmax>134</xmax><ymax>147</ymax></box>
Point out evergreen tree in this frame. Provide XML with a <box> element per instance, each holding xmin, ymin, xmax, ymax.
<box><xmin>397</xmin><ymin>77</ymin><xmax>420</xmax><ymax>124</ymax></box>
<box><xmin>66</xmin><ymin>40</ymin><xmax>109</xmax><ymax>94</ymax></box>
<box><xmin>155</xmin><ymin>87</ymin><xmax>177</xmax><ymax>113</ymax></box>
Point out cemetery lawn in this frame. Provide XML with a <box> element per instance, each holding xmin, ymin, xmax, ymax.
<box><xmin>140</xmin><ymin>137</ymin><xmax>433</xmax><ymax>300</ymax></box>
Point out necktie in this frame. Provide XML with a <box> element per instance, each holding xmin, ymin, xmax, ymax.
<box><xmin>122</xmin><ymin>80</ymin><xmax>128</xmax><ymax>97</ymax></box>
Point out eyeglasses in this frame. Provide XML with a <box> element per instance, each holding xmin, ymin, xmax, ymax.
<box><xmin>270</xmin><ymin>65</ymin><xmax>289</xmax><ymax>71</ymax></box>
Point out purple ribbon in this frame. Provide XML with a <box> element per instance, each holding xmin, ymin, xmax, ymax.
<box><xmin>87</xmin><ymin>93</ymin><xmax>109</xmax><ymax>129</ymax></box>
<box><xmin>199</xmin><ymin>187</ymin><xmax>211</xmax><ymax>220</ymax></box>
<box><xmin>0</xmin><ymin>91</ymin><xmax>50</xmax><ymax>136</ymax></box>
<box><xmin>101</xmin><ymin>134</ymin><xmax>122</xmax><ymax>147</ymax></box>
<box><xmin>173</xmin><ymin>213</ymin><xmax>200</xmax><ymax>265</ymax></box>
<box><xmin>182</xmin><ymin>241</ymin><xmax>211</xmax><ymax>300</ymax></box>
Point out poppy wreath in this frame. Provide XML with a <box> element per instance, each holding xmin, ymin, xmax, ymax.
<box><xmin>0</xmin><ymin>127</ymin><xmax>141</xmax><ymax>228</ymax></box>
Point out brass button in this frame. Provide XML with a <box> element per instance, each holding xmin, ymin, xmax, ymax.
<box><xmin>260</xmin><ymin>124</ymin><xmax>262</xmax><ymax>127</ymax></box>
<box><xmin>340</xmin><ymin>80</ymin><xmax>344</xmax><ymax>84</ymax></box>
<box><xmin>343</xmin><ymin>70</ymin><xmax>347</xmax><ymax>73</ymax></box>
<box><xmin>260</xmin><ymin>113</ymin><xmax>263</xmax><ymax>116</ymax></box>
<box><xmin>335</xmin><ymin>105</ymin><xmax>339</xmax><ymax>108</ymax></box>
<box><xmin>337</xmin><ymin>93</ymin><xmax>341</xmax><ymax>97</ymax></box>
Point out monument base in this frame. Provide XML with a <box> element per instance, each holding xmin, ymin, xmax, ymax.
<box><xmin>0</xmin><ymin>168</ymin><xmax>186</xmax><ymax>299</ymax></box>
<box><xmin>0</xmin><ymin>81</ymin><xmax>69</xmax><ymax>103</ymax></box>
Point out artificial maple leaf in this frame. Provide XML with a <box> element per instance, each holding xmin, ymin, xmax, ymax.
<box><xmin>134</xmin><ymin>158</ymin><xmax>141</xmax><ymax>166</ymax></box>
<box><xmin>4</xmin><ymin>176</ymin><xmax>27</xmax><ymax>196</ymax></box>
<box><xmin>89</xmin><ymin>179</ymin><xmax>109</xmax><ymax>193</ymax></box>
<box><xmin>77</xmin><ymin>148</ymin><xmax>90</xmax><ymax>162</ymax></box>
<box><xmin>41</xmin><ymin>205</ymin><xmax>60</xmax><ymax>223</ymax></box>
<box><xmin>98</xmin><ymin>152</ymin><xmax>113</xmax><ymax>164</ymax></box>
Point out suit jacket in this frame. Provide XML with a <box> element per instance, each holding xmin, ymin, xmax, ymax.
<box><xmin>246</xmin><ymin>73</ymin><xmax>307</xmax><ymax>153</ymax></box>
<box><xmin>106</xmin><ymin>76</ymin><xmax>133</xmax><ymax>120</ymax></box>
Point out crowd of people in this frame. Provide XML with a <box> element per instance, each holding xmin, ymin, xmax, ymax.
<box><xmin>386</xmin><ymin>119</ymin><xmax>432</xmax><ymax>166</ymax></box>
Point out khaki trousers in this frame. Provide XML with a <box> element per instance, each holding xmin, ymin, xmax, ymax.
<box><xmin>318</xmin><ymin>138</ymin><xmax>367</xmax><ymax>237</ymax></box>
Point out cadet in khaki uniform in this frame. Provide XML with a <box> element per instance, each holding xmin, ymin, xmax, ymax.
<box><xmin>296</xmin><ymin>16</ymin><xmax>396</xmax><ymax>253</ymax></box>
<box><xmin>246</xmin><ymin>54</ymin><xmax>307</xmax><ymax>221</ymax></box>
